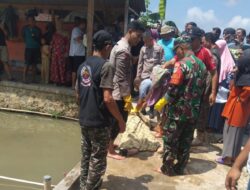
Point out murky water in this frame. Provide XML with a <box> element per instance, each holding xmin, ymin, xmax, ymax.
<box><xmin>0</xmin><ymin>111</ymin><xmax>81</xmax><ymax>190</ymax></box>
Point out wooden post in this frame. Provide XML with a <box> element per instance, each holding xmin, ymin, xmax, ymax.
<box><xmin>124</xmin><ymin>0</ymin><xmax>129</xmax><ymax>34</ymax></box>
<box><xmin>43</xmin><ymin>175</ymin><xmax>52</xmax><ymax>190</ymax></box>
<box><xmin>87</xmin><ymin>0</ymin><xmax>95</xmax><ymax>57</ymax></box>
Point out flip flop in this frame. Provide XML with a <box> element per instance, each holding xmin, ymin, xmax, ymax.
<box><xmin>215</xmin><ymin>157</ymin><xmax>233</xmax><ymax>166</ymax></box>
<box><xmin>217</xmin><ymin>138</ymin><xmax>223</xmax><ymax>143</ymax></box>
<box><xmin>107</xmin><ymin>153</ymin><xmax>126</xmax><ymax>160</ymax></box>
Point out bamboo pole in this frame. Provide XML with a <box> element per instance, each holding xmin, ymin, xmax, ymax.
<box><xmin>124</xmin><ymin>0</ymin><xmax>129</xmax><ymax>34</ymax></box>
<box><xmin>87</xmin><ymin>0</ymin><xmax>95</xmax><ymax>57</ymax></box>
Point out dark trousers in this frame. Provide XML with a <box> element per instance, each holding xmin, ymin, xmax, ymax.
<box><xmin>196</xmin><ymin>97</ymin><xmax>210</xmax><ymax>132</ymax></box>
<box><xmin>110</xmin><ymin>100</ymin><xmax>128</xmax><ymax>140</ymax></box>
<box><xmin>196</xmin><ymin>73</ymin><xmax>211</xmax><ymax>132</ymax></box>
<box><xmin>161</xmin><ymin>119</ymin><xmax>196</xmax><ymax>175</ymax></box>
<box><xmin>72</xmin><ymin>56</ymin><xmax>85</xmax><ymax>73</ymax></box>
<box><xmin>80</xmin><ymin>127</ymin><xmax>110</xmax><ymax>190</ymax></box>
<box><xmin>130</xmin><ymin>61</ymin><xmax>138</xmax><ymax>96</ymax></box>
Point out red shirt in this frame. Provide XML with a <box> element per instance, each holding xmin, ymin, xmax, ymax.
<box><xmin>195</xmin><ymin>47</ymin><xmax>216</xmax><ymax>71</ymax></box>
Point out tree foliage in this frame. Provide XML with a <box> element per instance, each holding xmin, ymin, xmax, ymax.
<box><xmin>139</xmin><ymin>0</ymin><xmax>160</xmax><ymax>27</ymax></box>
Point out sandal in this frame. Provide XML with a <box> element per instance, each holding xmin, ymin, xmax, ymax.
<box><xmin>217</xmin><ymin>138</ymin><xmax>223</xmax><ymax>144</ymax></box>
<box><xmin>215</xmin><ymin>157</ymin><xmax>233</xmax><ymax>166</ymax></box>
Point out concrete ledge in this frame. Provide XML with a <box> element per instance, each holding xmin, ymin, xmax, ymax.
<box><xmin>0</xmin><ymin>81</ymin><xmax>78</xmax><ymax>118</ymax></box>
<box><xmin>0</xmin><ymin>81</ymin><xmax>75</xmax><ymax>96</ymax></box>
<box><xmin>53</xmin><ymin>162</ymin><xmax>80</xmax><ymax>190</ymax></box>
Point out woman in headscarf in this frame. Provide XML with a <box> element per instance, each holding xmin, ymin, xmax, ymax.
<box><xmin>208</xmin><ymin>40</ymin><xmax>235</xmax><ymax>133</ymax></box>
<box><xmin>216</xmin><ymin>49</ymin><xmax>250</xmax><ymax>165</ymax></box>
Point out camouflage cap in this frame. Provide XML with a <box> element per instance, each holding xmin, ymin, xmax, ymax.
<box><xmin>174</xmin><ymin>36</ymin><xmax>191</xmax><ymax>49</ymax></box>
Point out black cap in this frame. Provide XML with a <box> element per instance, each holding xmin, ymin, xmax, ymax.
<box><xmin>188</xmin><ymin>27</ymin><xmax>203</xmax><ymax>38</ymax></box>
<box><xmin>93</xmin><ymin>30</ymin><xmax>113</xmax><ymax>47</ymax></box>
<box><xmin>223</xmin><ymin>27</ymin><xmax>236</xmax><ymax>35</ymax></box>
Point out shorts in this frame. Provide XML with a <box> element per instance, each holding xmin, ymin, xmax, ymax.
<box><xmin>0</xmin><ymin>46</ymin><xmax>9</xmax><ymax>63</ymax></box>
<box><xmin>72</xmin><ymin>56</ymin><xmax>85</xmax><ymax>73</ymax></box>
<box><xmin>25</xmin><ymin>48</ymin><xmax>41</xmax><ymax>65</ymax></box>
<box><xmin>139</xmin><ymin>78</ymin><xmax>152</xmax><ymax>99</ymax></box>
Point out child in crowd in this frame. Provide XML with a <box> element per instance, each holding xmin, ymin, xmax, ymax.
<box><xmin>41</xmin><ymin>37</ymin><xmax>50</xmax><ymax>84</ymax></box>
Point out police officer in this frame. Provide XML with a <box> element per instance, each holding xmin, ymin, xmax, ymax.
<box><xmin>76</xmin><ymin>30</ymin><xmax>126</xmax><ymax>190</ymax></box>
<box><xmin>108</xmin><ymin>21</ymin><xmax>145</xmax><ymax>160</ymax></box>
<box><xmin>132</xmin><ymin>30</ymin><xmax>164</xmax><ymax>117</ymax></box>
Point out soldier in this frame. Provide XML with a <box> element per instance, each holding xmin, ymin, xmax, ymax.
<box><xmin>154</xmin><ymin>36</ymin><xmax>207</xmax><ymax>175</ymax></box>
<box><xmin>76</xmin><ymin>30</ymin><xmax>126</xmax><ymax>190</ymax></box>
<box><xmin>108</xmin><ymin>21</ymin><xmax>145</xmax><ymax>160</ymax></box>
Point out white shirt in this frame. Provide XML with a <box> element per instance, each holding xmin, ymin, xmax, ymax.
<box><xmin>69</xmin><ymin>27</ymin><xmax>85</xmax><ymax>56</ymax></box>
<box><xmin>215</xmin><ymin>86</ymin><xmax>230</xmax><ymax>103</ymax></box>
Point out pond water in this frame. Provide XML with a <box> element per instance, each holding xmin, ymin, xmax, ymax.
<box><xmin>0</xmin><ymin>111</ymin><xmax>81</xmax><ymax>190</ymax></box>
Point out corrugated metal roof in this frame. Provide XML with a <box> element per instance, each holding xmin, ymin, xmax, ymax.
<box><xmin>0</xmin><ymin>0</ymin><xmax>145</xmax><ymax>13</ymax></box>
<box><xmin>0</xmin><ymin>0</ymin><xmax>85</xmax><ymax>5</ymax></box>
<box><xmin>130</xmin><ymin>0</ymin><xmax>146</xmax><ymax>13</ymax></box>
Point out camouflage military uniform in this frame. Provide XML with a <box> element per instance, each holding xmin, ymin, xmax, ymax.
<box><xmin>80</xmin><ymin>127</ymin><xmax>110</xmax><ymax>190</ymax></box>
<box><xmin>162</xmin><ymin>119</ymin><xmax>196</xmax><ymax>175</ymax></box>
<box><xmin>161</xmin><ymin>51</ymin><xmax>207</xmax><ymax>175</ymax></box>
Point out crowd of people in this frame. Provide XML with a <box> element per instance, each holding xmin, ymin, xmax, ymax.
<box><xmin>0</xmin><ymin>14</ymin><xmax>125</xmax><ymax>88</ymax></box>
<box><xmin>75</xmin><ymin>19</ymin><xmax>250</xmax><ymax>190</ymax></box>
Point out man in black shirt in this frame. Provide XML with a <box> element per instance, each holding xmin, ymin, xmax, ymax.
<box><xmin>76</xmin><ymin>30</ymin><xmax>126</xmax><ymax>190</ymax></box>
<box><xmin>0</xmin><ymin>25</ymin><xmax>13</xmax><ymax>80</ymax></box>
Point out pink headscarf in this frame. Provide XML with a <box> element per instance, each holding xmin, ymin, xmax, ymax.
<box><xmin>215</xmin><ymin>40</ymin><xmax>235</xmax><ymax>83</ymax></box>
